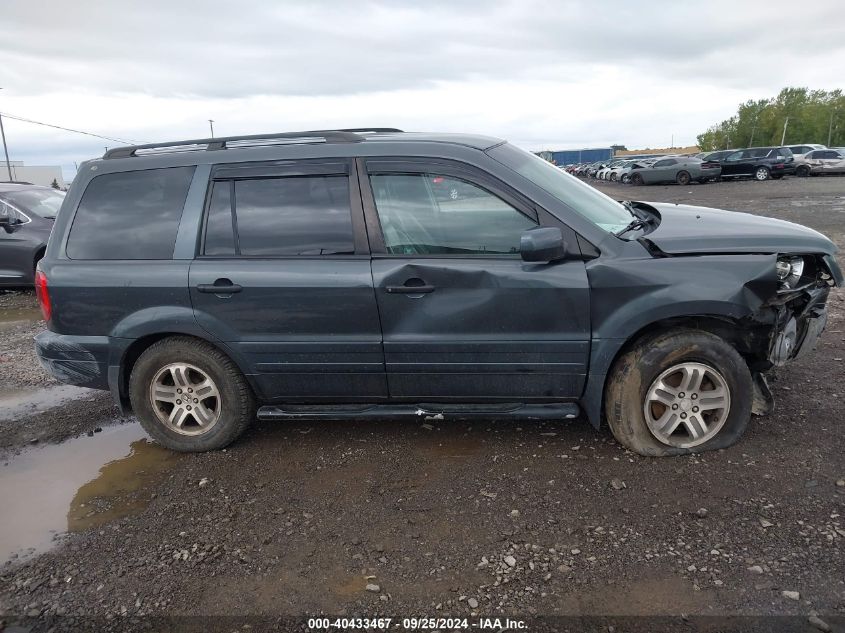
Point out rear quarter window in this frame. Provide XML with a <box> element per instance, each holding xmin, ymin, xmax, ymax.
<box><xmin>66</xmin><ymin>166</ymin><xmax>195</xmax><ymax>260</ymax></box>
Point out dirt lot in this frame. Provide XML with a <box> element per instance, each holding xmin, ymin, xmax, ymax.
<box><xmin>1</xmin><ymin>177</ymin><xmax>844</xmax><ymax>632</ymax></box>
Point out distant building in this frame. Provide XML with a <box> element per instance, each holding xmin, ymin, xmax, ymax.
<box><xmin>539</xmin><ymin>147</ymin><xmax>615</xmax><ymax>166</ymax></box>
<box><xmin>0</xmin><ymin>161</ymin><xmax>66</xmax><ymax>188</ymax></box>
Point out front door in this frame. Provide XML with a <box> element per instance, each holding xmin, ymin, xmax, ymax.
<box><xmin>360</xmin><ymin>158</ymin><xmax>590</xmax><ymax>402</ymax></box>
<box><xmin>190</xmin><ymin>159</ymin><xmax>387</xmax><ymax>402</ymax></box>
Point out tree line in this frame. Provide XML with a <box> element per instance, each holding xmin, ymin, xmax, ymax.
<box><xmin>696</xmin><ymin>88</ymin><xmax>845</xmax><ymax>151</ymax></box>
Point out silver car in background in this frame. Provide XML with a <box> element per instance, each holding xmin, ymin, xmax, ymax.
<box><xmin>798</xmin><ymin>148</ymin><xmax>845</xmax><ymax>176</ymax></box>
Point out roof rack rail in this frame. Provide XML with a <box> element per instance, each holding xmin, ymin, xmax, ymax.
<box><xmin>103</xmin><ymin>129</ymin><xmax>371</xmax><ymax>160</ymax></box>
<box><xmin>336</xmin><ymin>127</ymin><xmax>404</xmax><ymax>134</ymax></box>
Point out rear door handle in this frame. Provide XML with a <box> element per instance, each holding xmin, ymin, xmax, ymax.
<box><xmin>386</xmin><ymin>285</ymin><xmax>435</xmax><ymax>294</ymax></box>
<box><xmin>196</xmin><ymin>279</ymin><xmax>242</xmax><ymax>294</ymax></box>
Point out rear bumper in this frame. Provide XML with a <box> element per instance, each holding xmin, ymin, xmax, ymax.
<box><xmin>34</xmin><ymin>330</ymin><xmax>111</xmax><ymax>390</ymax></box>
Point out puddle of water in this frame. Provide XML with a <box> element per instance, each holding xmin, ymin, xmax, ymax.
<box><xmin>0</xmin><ymin>305</ymin><xmax>42</xmax><ymax>327</ymax></box>
<box><xmin>0</xmin><ymin>423</ymin><xmax>181</xmax><ymax>563</ymax></box>
<box><xmin>332</xmin><ymin>574</ymin><xmax>369</xmax><ymax>596</ymax></box>
<box><xmin>0</xmin><ymin>384</ymin><xmax>94</xmax><ymax>421</ymax></box>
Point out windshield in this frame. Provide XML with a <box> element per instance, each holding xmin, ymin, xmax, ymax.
<box><xmin>488</xmin><ymin>143</ymin><xmax>631</xmax><ymax>233</ymax></box>
<box><xmin>0</xmin><ymin>188</ymin><xmax>65</xmax><ymax>219</ymax></box>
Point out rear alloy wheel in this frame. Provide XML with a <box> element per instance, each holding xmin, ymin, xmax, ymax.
<box><xmin>604</xmin><ymin>328</ymin><xmax>752</xmax><ymax>456</ymax></box>
<box><xmin>675</xmin><ymin>170</ymin><xmax>691</xmax><ymax>186</ymax></box>
<box><xmin>130</xmin><ymin>336</ymin><xmax>255</xmax><ymax>452</ymax></box>
<box><xmin>796</xmin><ymin>165</ymin><xmax>810</xmax><ymax>177</ymax></box>
<box><xmin>631</xmin><ymin>173</ymin><xmax>644</xmax><ymax>186</ymax></box>
<box><xmin>754</xmin><ymin>166</ymin><xmax>770</xmax><ymax>181</ymax></box>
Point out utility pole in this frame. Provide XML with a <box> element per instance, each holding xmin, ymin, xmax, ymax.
<box><xmin>0</xmin><ymin>114</ymin><xmax>11</xmax><ymax>181</ymax></box>
<box><xmin>0</xmin><ymin>88</ymin><xmax>12</xmax><ymax>181</ymax></box>
<box><xmin>781</xmin><ymin>116</ymin><xmax>789</xmax><ymax>146</ymax></box>
<box><xmin>829</xmin><ymin>110</ymin><xmax>835</xmax><ymax>146</ymax></box>
<box><xmin>208</xmin><ymin>119</ymin><xmax>215</xmax><ymax>138</ymax></box>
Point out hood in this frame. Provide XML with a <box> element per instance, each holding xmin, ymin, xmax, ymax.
<box><xmin>639</xmin><ymin>202</ymin><xmax>837</xmax><ymax>256</ymax></box>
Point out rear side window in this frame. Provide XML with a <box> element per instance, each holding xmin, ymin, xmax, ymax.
<box><xmin>203</xmin><ymin>175</ymin><xmax>354</xmax><ymax>256</ymax></box>
<box><xmin>66</xmin><ymin>166</ymin><xmax>194</xmax><ymax>260</ymax></box>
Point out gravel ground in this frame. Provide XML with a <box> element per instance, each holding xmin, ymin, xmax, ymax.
<box><xmin>0</xmin><ymin>177</ymin><xmax>843</xmax><ymax>632</ymax></box>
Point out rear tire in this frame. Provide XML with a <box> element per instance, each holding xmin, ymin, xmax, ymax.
<box><xmin>676</xmin><ymin>171</ymin><xmax>691</xmax><ymax>185</ymax></box>
<box><xmin>604</xmin><ymin>329</ymin><xmax>752</xmax><ymax>456</ymax></box>
<box><xmin>129</xmin><ymin>336</ymin><xmax>255</xmax><ymax>452</ymax></box>
<box><xmin>754</xmin><ymin>166</ymin><xmax>770</xmax><ymax>181</ymax></box>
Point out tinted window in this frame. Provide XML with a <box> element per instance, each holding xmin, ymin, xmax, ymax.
<box><xmin>1</xmin><ymin>188</ymin><xmax>65</xmax><ymax>219</ymax></box>
<box><xmin>652</xmin><ymin>159</ymin><xmax>676</xmax><ymax>167</ymax></box>
<box><xmin>370</xmin><ymin>173</ymin><xmax>536</xmax><ymax>255</ymax></box>
<box><xmin>66</xmin><ymin>167</ymin><xmax>194</xmax><ymax>260</ymax></box>
<box><xmin>204</xmin><ymin>181</ymin><xmax>235</xmax><ymax>256</ymax></box>
<box><xmin>234</xmin><ymin>176</ymin><xmax>353</xmax><ymax>256</ymax></box>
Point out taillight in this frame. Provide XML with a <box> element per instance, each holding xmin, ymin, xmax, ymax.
<box><xmin>774</xmin><ymin>163</ymin><xmax>784</xmax><ymax>168</ymax></box>
<box><xmin>35</xmin><ymin>270</ymin><xmax>51</xmax><ymax>322</ymax></box>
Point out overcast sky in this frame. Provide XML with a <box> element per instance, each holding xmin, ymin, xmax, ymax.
<box><xmin>1</xmin><ymin>0</ymin><xmax>843</xmax><ymax>180</ymax></box>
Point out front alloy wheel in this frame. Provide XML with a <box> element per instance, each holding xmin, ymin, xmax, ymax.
<box><xmin>604</xmin><ymin>328</ymin><xmax>752</xmax><ymax>456</ymax></box>
<box><xmin>643</xmin><ymin>362</ymin><xmax>730</xmax><ymax>449</ymax></box>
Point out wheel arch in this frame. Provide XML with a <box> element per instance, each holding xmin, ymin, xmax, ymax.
<box><xmin>113</xmin><ymin>332</ymin><xmax>258</xmax><ymax>413</ymax></box>
<box><xmin>580</xmin><ymin>313</ymin><xmax>763</xmax><ymax>429</ymax></box>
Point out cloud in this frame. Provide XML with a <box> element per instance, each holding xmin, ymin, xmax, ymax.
<box><xmin>0</xmin><ymin>0</ymin><xmax>842</xmax><ymax>178</ymax></box>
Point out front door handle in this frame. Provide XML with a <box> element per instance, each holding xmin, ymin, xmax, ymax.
<box><xmin>197</xmin><ymin>279</ymin><xmax>242</xmax><ymax>294</ymax></box>
<box><xmin>386</xmin><ymin>278</ymin><xmax>435</xmax><ymax>294</ymax></box>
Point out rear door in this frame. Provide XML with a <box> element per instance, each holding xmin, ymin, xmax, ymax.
<box><xmin>190</xmin><ymin>159</ymin><xmax>387</xmax><ymax>402</ymax></box>
<box><xmin>360</xmin><ymin>158</ymin><xmax>590</xmax><ymax>402</ymax></box>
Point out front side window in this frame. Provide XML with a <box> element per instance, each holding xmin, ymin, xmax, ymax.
<box><xmin>203</xmin><ymin>175</ymin><xmax>354</xmax><ymax>256</ymax></box>
<box><xmin>66</xmin><ymin>166</ymin><xmax>195</xmax><ymax>260</ymax></box>
<box><xmin>369</xmin><ymin>173</ymin><xmax>536</xmax><ymax>255</ymax></box>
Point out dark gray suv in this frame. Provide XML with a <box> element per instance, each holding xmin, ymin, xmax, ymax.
<box><xmin>34</xmin><ymin>129</ymin><xmax>841</xmax><ymax>456</ymax></box>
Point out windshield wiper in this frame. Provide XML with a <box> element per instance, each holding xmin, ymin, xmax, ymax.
<box><xmin>614</xmin><ymin>217</ymin><xmax>649</xmax><ymax>236</ymax></box>
<box><xmin>614</xmin><ymin>200</ymin><xmax>657</xmax><ymax>236</ymax></box>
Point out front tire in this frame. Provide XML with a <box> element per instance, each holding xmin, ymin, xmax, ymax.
<box><xmin>676</xmin><ymin>170</ymin><xmax>691</xmax><ymax>185</ymax></box>
<box><xmin>129</xmin><ymin>336</ymin><xmax>255</xmax><ymax>452</ymax></box>
<box><xmin>631</xmin><ymin>173</ymin><xmax>644</xmax><ymax>186</ymax></box>
<box><xmin>795</xmin><ymin>165</ymin><xmax>810</xmax><ymax>177</ymax></box>
<box><xmin>604</xmin><ymin>329</ymin><xmax>752</xmax><ymax>456</ymax></box>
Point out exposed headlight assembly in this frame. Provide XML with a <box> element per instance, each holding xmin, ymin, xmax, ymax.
<box><xmin>776</xmin><ymin>255</ymin><xmax>805</xmax><ymax>289</ymax></box>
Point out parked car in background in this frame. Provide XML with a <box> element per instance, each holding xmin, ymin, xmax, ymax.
<box><xmin>628</xmin><ymin>156</ymin><xmax>721</xmax><ymax>186</ymax></box>
<box><xmin>0</xmin><ymin>183</ymin><xmax>64</xmax><ymax>287</ymax></box>
<box><xmin>716</xmin><ymin>147</ymin><xmax>795</xmax><ymax>181</ymax></box>
<box><xmin>699</xmin><ymin>150</ymin><xmax>736</xmax><ymax>163</ymax></box>
<box><xmin>607</xmin><ymin>160</ymin><xmax>637</xmax><ymax>182</ymax></box>
<box><xmin>596</xmin><ymin>159</ymin><xmax>626</xmax><ymax>180</ymax></box>
<box><xmin>798</xmin><ymin>148</ymin><xmax>845</xmax><ymax>176</ymax></box>
<box><xmin>618</xmin><ymin>159</ymin><xmax>656</xmax><ymax>184</ymax></box>
<box><xmin>787</xmin><ymin>144</ymin><xmax>826</xmax><ymax>160</ymax></box>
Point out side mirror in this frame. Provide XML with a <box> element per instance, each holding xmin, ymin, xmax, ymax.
<box><xmin>520</xmin><ymin>227</ymin><xmax>567</xmax><ymax>263</ymax></box>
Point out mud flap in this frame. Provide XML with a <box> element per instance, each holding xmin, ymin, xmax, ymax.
<box><xmin>751</xmin><ymin>372</ymin><xmax>773</xmax><ymax>416</ymax></box>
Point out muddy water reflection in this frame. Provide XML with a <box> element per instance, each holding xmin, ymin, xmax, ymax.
<box><xmin>0</xmin><ymin>384</ymin><xmax>94</xmax><ymax>421</ymax></box>
<box><xmin>0</xmin><ymin>423</ymin><xmax>180</xmax><ymax>563</ymax></box>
